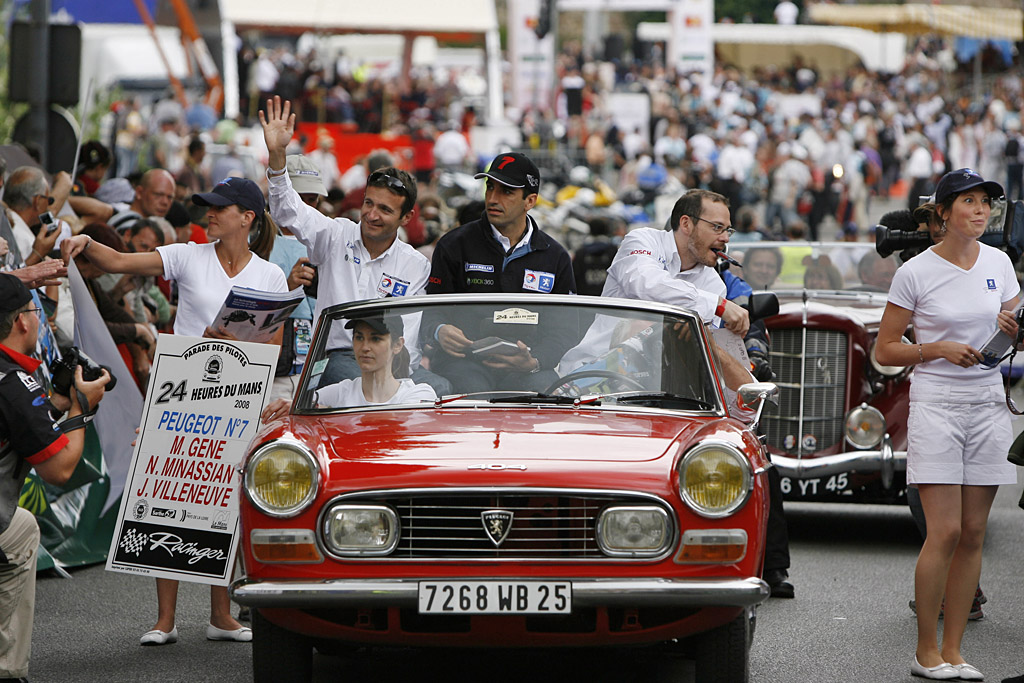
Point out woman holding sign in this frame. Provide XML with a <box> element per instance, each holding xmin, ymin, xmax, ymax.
<box><xmin>63</xmin><ymin>177</ymin><xmax>288</xmax><ymax>645</ymax></box>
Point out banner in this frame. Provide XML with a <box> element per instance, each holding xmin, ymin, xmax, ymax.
<box><xmin>106</xmin><ymin>334</ymin><xmax>277</xmax><ymax>585</ymax></box>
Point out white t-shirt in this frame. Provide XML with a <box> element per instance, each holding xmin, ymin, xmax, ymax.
<box><xmin>888</xmin><ymin>244</ymin><xmax>1020</xmax><ymax>385</ymax></box>
<box><xmin>157</xmin><ymin>242</ymin><xmax>288</xmax><ymax>337</ymax></box>
<box><xmin>315</xmin><ymin>377</ymin><xmax>437</xmax><ymax>407</ymax></box>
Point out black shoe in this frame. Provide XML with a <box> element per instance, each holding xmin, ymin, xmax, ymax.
<box><xmin>237</xmin><ymin>606</ymin><xmax>251</xmax><ymax>622</ymax></box>
<box><xmin>764</xmin><ymin>569</ymin><xmax>795</xmax><ymax>599</ymax></box>
<box><xmin>0</xmin><ymin>677</ymin><xmax>30</xmax><ymax>682</ymax></box>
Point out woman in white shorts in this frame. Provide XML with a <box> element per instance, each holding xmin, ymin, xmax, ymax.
<box><xmin>876</xmin><ymin>169</ymin><xmax>1019</xmax><ymax>681</ymax></box>
<box><xmin>63</xmin><ymin>177</ymin><xmax>288</xmax><ymax>646</ymax></box>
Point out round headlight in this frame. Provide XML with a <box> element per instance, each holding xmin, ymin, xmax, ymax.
<box><xmin>245</xmin><ymin>440</ymin><xmax>319</xmax><ymax>517</ymax></box>
<box><xmin>870</xmin><ymin>338</ymin><xmax>909</xmax><ymax>377</ymax></box>
<box><xmin>845</xmin><ymin>403</ymin><xmax>885</xmax><ymax>449</ymax></box>
<box><xmin>678</xmin><ymin>441</ymin><xmax>752</xmax><ymax>518</ymax></box>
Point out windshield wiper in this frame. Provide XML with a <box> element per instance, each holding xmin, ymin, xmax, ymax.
<box><xmin>602</xmin><ymin>391</ymin><xmax>715</xmax><ymax>410</ymax></box>
<box><xmin>487</xmin><ymin>392</ymin><xmax>592</xmax><ymax>406</ymax></box>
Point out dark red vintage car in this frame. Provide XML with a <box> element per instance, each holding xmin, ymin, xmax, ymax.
<box><xmin>729</xmin><ymin>242</ymin><xmax>909</xmax><ymax>504</ymax></box>
<box><xmin>232</xmin><ymin>295</ymin><xmax>776</xmax><ymax>683</ymax></box>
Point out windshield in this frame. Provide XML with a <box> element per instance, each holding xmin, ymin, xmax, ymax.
<box><xmin>295</xmin><ymin>297</ymin><xmax>722</xmax><ymax>413</ymax></box>
<box><xmin>727</xmin><ymin>241</ymin><xmax>903</xmax><ymax>297</ymax></box>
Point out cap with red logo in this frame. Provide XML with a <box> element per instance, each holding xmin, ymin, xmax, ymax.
<box><xmin>475</xmin><ymin>153</ymin><xmax>540</xmax><ymax>195</ymax></box>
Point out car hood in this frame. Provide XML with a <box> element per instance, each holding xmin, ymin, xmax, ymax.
<box><xmin>305</xmin><ymin>407</ymin><xmax>710</xmax><ymax>464</ymax></box>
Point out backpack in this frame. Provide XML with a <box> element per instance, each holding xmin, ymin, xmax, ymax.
<box><xmin>1006</xmin><ymin>136</ymin><xmax>1020</xmax><ymax>160</ymax></box>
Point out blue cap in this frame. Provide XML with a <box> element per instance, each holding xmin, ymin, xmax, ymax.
<box><xmin>192</xmin><ymin>177</ymin><xmax>265</xmax><ymax>214</ymax></box>
<box><xmin>934</xmin><ymin>168</ymin><xmax>1004</xmax><ymax>205</ymax></box>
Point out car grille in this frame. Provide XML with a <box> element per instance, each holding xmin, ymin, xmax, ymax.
<box><xmin>764</xmin><ymin>329</ymin><xmax>847</xmax><ymax>454</ymax></box>
<box><xmin>332</xmin><ymin>489</ymin><xmax>669</xmax><ymax>560</ymax></box>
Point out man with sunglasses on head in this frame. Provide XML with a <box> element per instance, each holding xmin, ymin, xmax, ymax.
<box><xmin>260</xmin><ymin>97</ymin><xmax>448</xmax><ymax>394</ymax></box>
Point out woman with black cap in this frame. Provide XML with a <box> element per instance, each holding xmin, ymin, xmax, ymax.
<box><xmin>62</xmin><ymin>176</ymin><xmax>287</xmax><ymax>646</ymax></box>
<box><xmin>261</xmin><ymin>314</ymin><xmax>436</xmax><ymax>421</ymax></box>
<box><xmin>876</xmin><ymin>169</ymin><xmax>1019</xmax><ymax>681</ymax></box>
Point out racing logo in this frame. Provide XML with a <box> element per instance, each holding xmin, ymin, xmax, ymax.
<box><xmin>119</xmin><ymin>528</ymin><xmax>149</xmax><ymax>557</ymax></box>
<box><xmin>133</xmin><ymin>498</ymin><xmax>149</xmax><ymax>521</ymax></box>
<box><xmin>203</xmin><ymin>355</ymin><xmax>223</xmax><ymax>383</ymax></box>
<box><xmin>522</xmin><ymin>269</ymin><xmax>554</xmax><ymax>293</ymax></box>
<box><xmin>481</xmin><ymin>510</ymin><xmax>514</xmax><ymax>547</ymax></box>
<box><xmin>496</xmin><ymin>156</ymin><xmax>516</xmax><ymax>170</ymax></box>
<box><xmin>378</xmin><ymin>273</ymin><xmax>410</xmax><ymax>297</ymax></box>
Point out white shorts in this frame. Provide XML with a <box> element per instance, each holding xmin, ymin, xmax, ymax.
<box><xmin>907</xmin><ymin>381</ymin><xmax>1017</xmax><ymax>486</ymax></box>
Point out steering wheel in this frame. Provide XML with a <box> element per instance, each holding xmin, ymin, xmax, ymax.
<box><xmin>545</xmin><ymin>370</ymin><xmax>646</xmax><ymax>396</ymax></box>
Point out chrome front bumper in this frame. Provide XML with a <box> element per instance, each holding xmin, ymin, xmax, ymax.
<box><xmin>771</xmin><ymin>434</ymin><xmax>905</xmax><ymax>489</ymax></box>
<box><xmin>231</xmin><ymin>576</ymin><xmax>769</xmax><ymax>609</ymax></box>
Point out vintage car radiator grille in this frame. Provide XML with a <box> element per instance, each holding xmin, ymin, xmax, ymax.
<box><xmin>344</xmin><ymin>491</ymin><xmax>665</xmax><ymax>560</ymax></box>
<box><xmin>764</xmin><ymin>329</ymin><xmax>847</xmax><ymax>453</ymax></box>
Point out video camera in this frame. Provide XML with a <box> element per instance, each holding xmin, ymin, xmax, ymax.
<box><xmin>874</xmin><ymin>209</ymin><xmax>931</xmax><ymax>260</ymax></box>
<box><xmin>875</xmin><ymin>199</ymin><xmax>1024</xmax><ymax>263</ymax></box>
<box><xmin>50</xmin><ymin>346</ymin><xmax>117</xmax><ymax>396</ymax></box>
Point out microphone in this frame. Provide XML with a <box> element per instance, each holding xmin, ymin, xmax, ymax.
<box><xmin>712</xmin><ymin>248</ymin><xmax>742</xmax><ymax>268</ymax></box>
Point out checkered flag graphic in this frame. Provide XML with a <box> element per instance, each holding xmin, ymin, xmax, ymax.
<box><xmin>120</xmin><ymin>528</ymin><xmax>149</xmax><ymax>557</ymax></box>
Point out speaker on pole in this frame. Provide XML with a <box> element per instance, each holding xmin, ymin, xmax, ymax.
<box><xmin>9</xmin><ymin>21</ymin><xmax>82</xmax><ymax>106</ymax></box>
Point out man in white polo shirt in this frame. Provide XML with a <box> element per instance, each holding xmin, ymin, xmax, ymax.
<box><xmin>260</xmin><ymin>95</ymin><xmax>450</xmax><ymax>394</ymax></box>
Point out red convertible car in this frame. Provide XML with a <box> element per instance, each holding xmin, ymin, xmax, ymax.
<box><xmin>232</xmin><ymin>295</ymin><xmax>776</xmax><ymax>683</ymax></box>
<box><xmin>728</xmin><ymin>242</ymin><xmax>909</xmax><ymax>504</ymax></box>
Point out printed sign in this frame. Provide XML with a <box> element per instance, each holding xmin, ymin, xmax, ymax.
<box><xmin>106</xmin><ymin>334</ymin><xmax>277</xmax><ymax>585</ymax></box>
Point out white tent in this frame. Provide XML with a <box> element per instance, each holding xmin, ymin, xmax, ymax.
<box><xmin>637</xmin><ymin>22</ymin><xmax>907</xmax><ymax>77</ymax></box>
<box><xmin>219</xmin><ymin>0</ymin><xmax>498</xmax><ymax>35</ymax></box>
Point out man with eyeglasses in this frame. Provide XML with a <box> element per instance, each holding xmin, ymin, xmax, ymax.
<box><xmin>108</xmin><ymin>169</ymin><xmax>176</xmax><ymax>235</ymax></box>
<box><xmin>3</xmin><ymin>166</ymin><xmax>72</xmax><ymax>268</ymax></box>
<box><xmin>559</xmin><ymin>189</ymin><xmax>750</xmax><ymax>383</ymax></box>
<box><xmin>261</xmin><ymin>97</ymin><xmax>448</xmax><ymax>394</ymax></box>
<box><xmin>0</xmin><ymin>273</ymin><xmax>110</xmax><ymax>682</ymax></box>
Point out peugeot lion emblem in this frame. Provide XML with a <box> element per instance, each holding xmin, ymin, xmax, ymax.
<box><xmin>481</xmin><ymin>510</ymin><xmax>514</xmax><ymax>547</ymax></box>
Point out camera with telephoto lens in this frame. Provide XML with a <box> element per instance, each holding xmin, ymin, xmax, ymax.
<box><xmin>50</xmin><ymin>346</ymin><xmax>117</xmax><ymax>396</ymax></box>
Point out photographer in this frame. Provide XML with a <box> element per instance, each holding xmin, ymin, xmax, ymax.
<box><xmin>0</xmin><ymin>273</ymin><xmax>110</xmax><ymax>681</ymax></box>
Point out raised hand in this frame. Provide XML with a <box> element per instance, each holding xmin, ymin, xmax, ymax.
<box><xmin>259</xmin><ymin>95</ymin><xmax>295</xmax><ymax>170</ymax></box>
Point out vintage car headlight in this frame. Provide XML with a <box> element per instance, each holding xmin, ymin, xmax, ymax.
<box><xmin>869</xmin><ymin>338</ymin><xmax>908</xmax><ymax>377</ymax></box>
<box><xmin>596</xmin><ymin>506</ymin><xmax>672</xmax><ymax>557</ymax></box>
<box><xmin>322</xmin><ymin>504</ymin><xmax>399</xmax><ymax>556</ymax></box>
<box><xmin>245</xmin><ymin>440</ymin><xmax>319</xmax><ymax>517</ymax></box>
<box><xmin>845</xmin><ymin>403</ymin><xmax>886</xmax><ymax>449</ymax></box>
<box><xmin>678</xmin><ymin>441</ymin><xmax>752</xmax><ymax>518</ymax></box>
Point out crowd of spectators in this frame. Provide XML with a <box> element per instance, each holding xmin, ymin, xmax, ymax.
<box><xmin>4</xmin><ymin>27</ymin><xmax>1023</xmax><ymax>394</ymax></box>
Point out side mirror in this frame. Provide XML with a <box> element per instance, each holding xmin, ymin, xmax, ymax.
<box><xmin>737</xmin><ymin>382</ymin><xmax>778</xmax><ymax>433</ymax></box>
<box><xmin>744</xmin><ymin>292</ymin><xmax>779</xmax><ymax>321</ymax></box>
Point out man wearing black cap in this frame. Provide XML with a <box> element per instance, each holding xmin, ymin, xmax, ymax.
<box><xmin>423</xmin><ymin>152</ymin><xmax>576</xmax><ymax>393</ymax></box>
<box><xmin>0</xmin><ymin>273</ymin><xmax>110</xmax><ymax>681</ymax></box>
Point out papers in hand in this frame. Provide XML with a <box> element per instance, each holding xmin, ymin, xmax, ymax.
<box><xmin>469</xmin><ymin>336</ymin><xmax>521</xmax><ymax>357</ymax></box>
<box><xmin>213</xmin><ymin>286</ymin><xmax>304</xmax><ymax>343</ymax></box>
